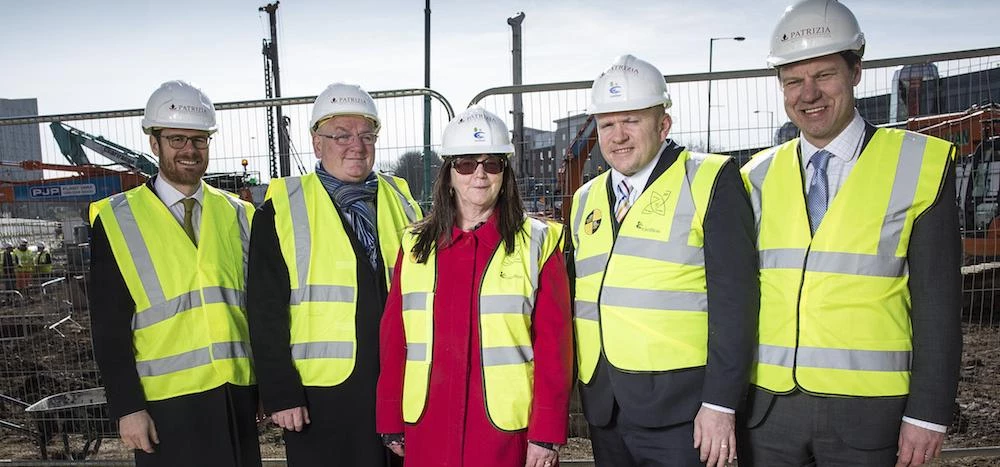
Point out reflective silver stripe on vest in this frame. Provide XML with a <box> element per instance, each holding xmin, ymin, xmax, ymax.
<box><xmin>572</xmin><ymin>181</ymin><xmax>594</xmax><ymax>251</ymax></box>
<box><xmin>613</xmin><ymin>237</ymin><xmax>704</xmax><ymax>267</ymax></box>
<box><xmin>575</xmin><ymin>253</ymin><xmax>608</xmax><ymax>278</ymax></box>
<box><xmin>806</xmin><ymin>251</ymin><xmax>907</xmax><ymax>278</ymax></box>
<box><xmin>406</xmin><ymin>343</ymin><xmax>427</xmax><ymax>361</ymax></box>
<box><xmin>528</xmin><ymin>218</ymin><xmax>548</xmax><ymax>297</ymax></box>
<box><xmin>203</xmin><ymin>286</ymin><xmax>245</xmax><ymax>307</ymax></box>
<box><xmin>222</xmin><ymin>194</ymin><xmax>251</xmax><ymax>278</ymax></box>
<box><xmin>285</xmin><ymin>178</ymin><xmax>312</xmax><ymax>288</ymax></box>
<box><xmin>612</xmin><ymin>155</ymin><xmax>704</xmax><ymax>267</ymax></box>
<box><xmin>380</xmin><ymin>175</ymin><xmax>419</xmax><ymax>223</ymax></box>
<box><xmin>401</xmin><ymin>292</ymin><xmax>429</xmax><ymax>312</ymax></box>
<box><xmin>132</xmin><ymin>287</ymin><xmax>244</xmax><ymax>331</ymax></box>
<box><xmin>212</xmin><ymin>341</ymin><xmax>252</xmax><ymax>359</ymax></box>
<box><xmin>290</xmin><ymin>341</ymin><xmax>354</xmax><ymax>359</ymax></box>
<box><xmin>744</xmin><ymin>149</ymin><xmax>776</xmax><ymax>234</ymax></box>
<box><xmin>110</xmin><ymin>193</ymin><xmax>166</xmax><ymax>307</ymax></box>
<box><xmin>798</xmin><ymin>346</ymin><xmax>911</xmax><ymax>372</ymax></box>
<box><xmin>575</xmin><ymin>300</ymin><xmax>599</xmax><ymax>321</ymax></box>
<box><xmin>136</xmin><ymin>347</ymin><xmax>211</xmax><ymax>377</ymax></box>
<box><xmin>482</xmin><ymin>345</ymin><xmax>534</xmax><ymax>366</ymax></box>
<box><xmin>755</xmin><ymin>344</ymin><xmax>911</xmax><ymax>372</ymax></box>
<box><xmin>480</xmin><ymin>295</ymin><xmax>531</xmax><ymax>315</ymax></box>
<box><xmin>133</xmin><ymin>290</ymin><xmax>201</xmax><ymax>330</ymax></box>
<box><xmin>601</xmin><ymin>286</ymin><xmax>707</xmax><ymax>312</ymax></box>
<box><xmin>289</xmin><ymin>284</ymin><xmax>356</xmax><ymax>305</ymax></box>
<box><xmin>761</xmin><ymin>249</ymin><xmax>907</xmax><ymax>278</ymax></box>
<box><xmin>755</xmin><ymin>344</ymin><xmax>796</xmax><ymax>368</ymax></box>
<box><xmin>759</xmin><ymin>248</ymin><xmax>807</xmax><ymax>270</ymax></box>
<box><xmin>878</xmin><ymin>133</ymin><xmax>927</xmax><ymax>257</ymax></box>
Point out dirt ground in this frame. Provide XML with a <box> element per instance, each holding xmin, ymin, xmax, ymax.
<box><xmin>0</xmin><ymin>285</ymin><xmax>998</xmax><ymax>463</ymax></box>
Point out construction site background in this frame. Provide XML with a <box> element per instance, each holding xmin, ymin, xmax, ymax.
<box><xmin>0</xmin><ymin>46</ymin><xmax>998</xmax><ymax>462</ymax></box>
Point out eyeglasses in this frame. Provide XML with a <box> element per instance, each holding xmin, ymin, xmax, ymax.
<box><xmin>161</xmin><ymin>134</ymin><xmax>211</xmax><ymax>150</ymax></box>
<box><xmin>160</xmin><ymin>134</ymin><xmax>211</xmax><ymax>150</ymax></box>
<box><xmin>451</xmin><ymin>156</ymin><xmax>505</xmax><ymax>175</ymax></box>
<box><xmin>316</xmin><ymin>132</ymin><xmax>379</xmax><ymax>146</ymax></box>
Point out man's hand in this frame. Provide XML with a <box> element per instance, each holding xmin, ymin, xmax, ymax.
<box><xmin>119</xmin><ymin>410</ymin><xmax>158</xmax><ymax>453</ymax></box>
<box><xmin>525</xmin><ymin>442</ymin><xmax>558</xmax><ymax>467</ymax></box>
<box><xmin>387</xmin><ymin>442</ymin><xmax>405</xmax><ymax>457</ymax></box>
<box><xmin>693</xmin><ymin>406</ymin><xmax>736</xmax><ymax>467</ymax></box>
<box><xmin>896</xmin><ymin>421</ymin><xmax>945</xmax><ymax>466</ymax></box>
<box><xmin>270</xmin><ymin>406</ymin><xmax>310</xmax><ymax>432</ymax></box>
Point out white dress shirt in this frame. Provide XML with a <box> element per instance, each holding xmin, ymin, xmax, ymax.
<box><xmin>154</xmin><ymin>175</ymin><xmax>204</xmax><ymax>243</ymax></box>
<box><xmin>800</xmin><ymin>110</ymin><xmax>865</xmax><ymax>199</ymax></box>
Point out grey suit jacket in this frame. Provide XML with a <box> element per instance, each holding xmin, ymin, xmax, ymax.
<box><xmin>571</xmin><ymin>141</ymin><xmax>760</xmax><ymax>428</ymax></box>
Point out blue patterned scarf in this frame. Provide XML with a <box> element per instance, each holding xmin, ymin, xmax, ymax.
<box><xmin>315</xmin><ymin>163</ymin><xmax>379</xmax><ymax>269</ymax></box>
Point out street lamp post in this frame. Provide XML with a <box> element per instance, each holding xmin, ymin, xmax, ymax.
<box><xmin>707</xmin><ymin>36</ymin><xmax>745</xmax><ymax>152</ymax></box>
<box><xmin>754</xmin><ymin>110</ymin><xmax>775</xmax><ymax>145</ymax></box>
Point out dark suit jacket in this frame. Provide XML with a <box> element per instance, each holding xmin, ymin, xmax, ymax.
<box><xmin>570</xmin><ymin>141</ymin><xmax>760</xmax><ymax>428</ymax></box>
<box><xmin>743</xmin><ymin>123</ymin><xmax>963</xmax><ymax>449</ymax></box>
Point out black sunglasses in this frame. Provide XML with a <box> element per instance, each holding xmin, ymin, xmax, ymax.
<box><xmin>451</xmin><ymin>156</ymin><xmax>505</xmax><ymax>175</ymax></box>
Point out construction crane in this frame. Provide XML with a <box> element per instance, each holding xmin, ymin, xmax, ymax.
<box><xmin>49</xmin><ymin>122</ymin><xmax>158</xmax><ymax>176</ymax></box>
<box><xmin>260</xmin><ymin>1</ymin><xmax>292</xmax><ymax>178</ymax></box>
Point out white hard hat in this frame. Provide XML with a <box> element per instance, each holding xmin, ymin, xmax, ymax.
<box><xmin>18</xmin><ymin>238</ymin><xmax>28</xmax><ymax>246</ymax></box>
<box><xmin>141</xmin><ymin>80</ymin><xmax>218</xmax><ymax>135</ymax></box>
<box><xmin>440</xmin><ymin>107</ymin><xmax>514</xmax><ymax>157</ymax></box>
<box><xmin>767</xmin><ymin>0</ymin><xmax>865</xmax><ymax>68</ymax></box>
<box><xmin>588</xmin><ymin>55</ymin><xmax>671</xmax><ymax>115</ymax></box>
<box><xmin>36</xmin><ymin>242</ymin><xmax>45</xmax><ymax>249</ymax></box>
<box><xmin>2</xmin><ymin>241</ymin><xmax>11</xmax><ymax>249</ymax></box>
<box><xmin>310</xmin><ymin>83</ymin><xmax>381</xmax><ymax>133</ymax></box>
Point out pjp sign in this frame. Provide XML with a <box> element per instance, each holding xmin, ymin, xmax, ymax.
<box><xmin>29</xmin><ymin>184</ymin><xmax>97</xmax><ymax>199</ymax></box>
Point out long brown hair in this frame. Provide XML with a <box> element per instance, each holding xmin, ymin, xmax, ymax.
<box><xmin>410</xmin><ymin>156</ymin><xmax>525</xmax><ymax>264</ymax></box>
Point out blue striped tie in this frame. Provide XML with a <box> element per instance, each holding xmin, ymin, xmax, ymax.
<box><xmin>806</xmin><ymin>150</ymin><xmax>832</xmax><ymax>234</ymax></box>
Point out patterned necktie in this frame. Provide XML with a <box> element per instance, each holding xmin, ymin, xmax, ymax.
<box><xmin>806</xmin><ymin>150</ymin><xmax>833</xmax><ymax>234</ymax></box>
<box><xmin>181</xmin><ymin>198</ymin><xmax>197</xmax><ymax>245</ymax></box>
<box><xmin>614</xmin><ymin>179</ymin><xmax>634</xmax><ymax>223</ymax></box>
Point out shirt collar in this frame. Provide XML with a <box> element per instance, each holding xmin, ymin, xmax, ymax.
<box><xmin>800</xmin><ymin>110</ymin><xmax>865</xmax><ymax>167</ymax></box>
<box><xmin>610</xmin><ymin>139</ymin><xmax>667</xmax><ymax>195</ymax></box>
<box><xmin>154</xmin><ymin>175</ymin><xmax>204</xmax><ymax>207</ymax></box>
<box><xmin>446</xmin><ymin>210</ymin><xmax>501</xmax><ymax>249</ymax></box>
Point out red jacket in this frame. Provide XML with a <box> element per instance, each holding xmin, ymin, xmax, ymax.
<box><xmin>377</xmin><ymin>215</ymin><xmax>573</xmax><ymax>466</ymax></box>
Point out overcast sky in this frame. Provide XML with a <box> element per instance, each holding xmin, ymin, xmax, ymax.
<box><xmin>2</xmin><ymin>0</ymin><xmax>999</xmax><ymax>117</ymax></box>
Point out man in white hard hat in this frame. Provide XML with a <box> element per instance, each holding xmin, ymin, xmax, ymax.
<box><xmin>247</xmin><ymin>83</ymin><xmax>421</xmax><ymax>466</ymax></box>
<box><xmin>739</xmin><ymin>1</ymin><xmax>961</xmax><ymax>465</ymax></box>
<box><xmin>34</xmin><ymin>242</ymin><xmax>52</xmax><ymax>282</ymax></box>
<box><xmin>570</xmin><ymin>54</ymin><xmax>758</xmax><ymax>467</ymax></box>
<box><xmin>89</xmin><ymin>80</ymin><xmax>261</xmax><ymax>466</ymax></box>
<box><xmin>13</xmin><ymin>238</ymin><xmax>34</xmax><ymax>295</ymax></box>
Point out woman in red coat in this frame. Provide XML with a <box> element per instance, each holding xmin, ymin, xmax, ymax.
<box><xmin>377</xmin><ymin>107</ymin><xmax>573</xmax><ymax>467</ymax></box>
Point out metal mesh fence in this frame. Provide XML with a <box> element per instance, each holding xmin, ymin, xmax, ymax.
<box><xmin>0</xmin><ymin>89</ymin><xmax>453</xmax><ymax>460</ymax></box>
<box><xmin>0</xmin><ymin>46</ymin><xmax>998</xmax><ymax>460</ymax></box>
<box><xmin>472</xmin><ymin>47</ymin><xmax>1000</xmax><ymax>455</ymax></box>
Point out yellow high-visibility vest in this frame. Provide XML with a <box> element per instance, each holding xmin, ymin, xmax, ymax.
<box><xmin>399</xmin><ymin>216</ymin><xmax>563</xmax><ymax>431</ymax></box>
<box><xmin>35</xmin><ymin>252</ymin><xmax>52</xmax><ymax>274</ymax></box>
<box><xmin>741</xmin><ymin>129</ymin><xmax>953</xmax><ymax>396</ymax></box>
<box><xmin>13</xmin><ymin>249</ymin><xmax>33</xmax><ymax>272</ymax></box>
<box><xmin>267</xmin><ymin>172</ymin><xmax>421</xmax><ymax>387</ymax></box>
<box><xmin>571</xmin><ymin>151</ymin><xmax>729</xmax><ymax>384</ymax></box>
<box><xmin>90</xmin><ymin>183</ymin><xmax>255</xmax><ymax>401</ymax></box>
